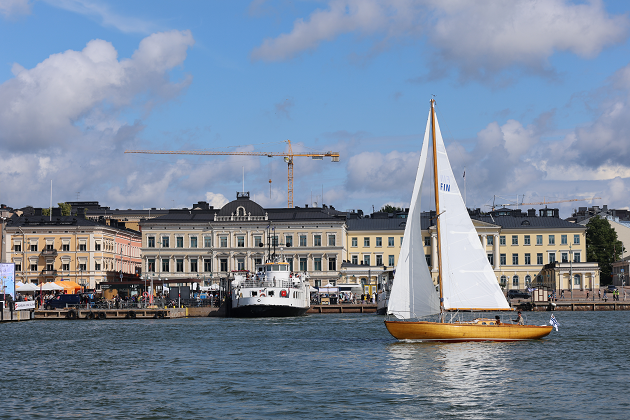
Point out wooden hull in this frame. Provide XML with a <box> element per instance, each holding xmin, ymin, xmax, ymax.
<box><xmin>384</xmin><ymin>320</ymin><xmax>553</xmax><ymax>342</ymax></box>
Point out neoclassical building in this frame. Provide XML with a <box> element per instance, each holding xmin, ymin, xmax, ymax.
<box><xmin>139</xmin><ymin>193</ymin><xmax>347</xmax><ymax>288</ymax></box>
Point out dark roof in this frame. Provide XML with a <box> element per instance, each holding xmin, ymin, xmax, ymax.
<box><xmin>471</xmin><ymin>215</ymin><xmax>584</xmax><ymax>229</ymax></box>
<box><xmin>218</xmin><ymin>192</ymin><xmax>265</xmax><ymax>217</ymax></box>
<box><xmin>5</xmin><ymin>215</ymin><xmax>140</xmax><ymax>234</ymax></box>
<box><xmin>346</xmin><ymin>213</ymin><xmax>432</xmax><ymax>231</ymax></box>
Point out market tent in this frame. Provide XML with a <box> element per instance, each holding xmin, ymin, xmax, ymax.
<box><xmin>55</xmin><ymin>281</ymin><xmax>82</xmax><ymax>294</ymax></box>
<box><xmin>39</xmin><ymin>282</ymin><xmax>65</xmax><ymax>291</ymax></box>
<box><xmin>318</xmin><ymin>283</ymin><xmax>338</xmax><ymax>293</ymax></box>
<box><xmin>16</xmin><ymin>283</ymin><xmax>39</xmax><ymax>292</ymax></box>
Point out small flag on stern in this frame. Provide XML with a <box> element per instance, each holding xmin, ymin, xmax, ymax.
<box><xmin>549</xmin><ymin>314</ymin><xmax>559</xmax><ymax>331</ymax></box>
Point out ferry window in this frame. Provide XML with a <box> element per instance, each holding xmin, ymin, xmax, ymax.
<box><xmin>499</xmin><ymin>236</ymin><xmax>506</xmax><ymax>246</ymax></box>
<box><xmin>329</xmin><ymin>257</ymin><xmax>336</xmax><ymax>271</ymax></box>
<box><xmin>389</xmin><ymin>237</ymin><xmax>395</xmax><ymax>247</ymax></box>
<box><xmin>190</xmin><ymin>237</ymin><xmax>198</xmax><ymax>248</ymax></box>
<box><xmin>376</xmin><ymin>255</ymin><xmax>383</xmax><ymax>266</ymax></box>
<box><xmin>285</xmin><ymin>235</ymin><xmax>292</xmax><ymax>247</ymax></box>
<box><xmin>281</xmin><ymin>264</ymin><xmax>288</xmax><ymax>271</ymax></box>
<box><xmin>190</xmin><ymin>259</ymin><xmax>198</xmax><ymax>272</ymax></box>
<box><xmin>561</xmin><ymin>235</ymin><xmax>567</xmax><ymax>245</ymax></box>
<box><xmin>266</xmin><ymin>265</ymin><xmax>271</xmax><ymax>272</ymax></box>
<box><xmin>351</xmin><ymin>237</ymin><xmax>357</xmax><ymax>247</ymax></box>
<box><xmin>300</xmin><ymin>235</ymin><xmax>307</xmax><ymax>247</ymax></box>
<box><xmin>314</xmin><ymin>235</ymin><xmax>322</xmax><ymax>247</ymax></box>
<box><xmin>351</xmin><ymin>255</ymin><xmax>358</xmax><ymax>264</ymax></box>
<box><xmin>364</xmin><ymin>237</ymin><xmax>370</xmax><ymax>247</ymax></box>
<box><xmin>389</xmin><ymin>255</ymin><xmax>394</xmax><ymax>266</ymax></box>
<box><xmin>300</xmin><ymin>258</ymin><xmax>307</xmax><ymax>271</ymax></box>
<box><xmin>204</xmin><ymin>259</ymin><xmax>212</xmax><ymax>272</ymax></box>
<box><xmin>524</xmin><ymin>235</ymin><xmax>530</xmax><ymax>245</ymax></box>
<box><xmin>525</xmin><ymin>253</ymin><xmax>531</xmax><ymax>265</ymax></box>
<box><xmin>537</xmin><ymin>253</ymin><xmax>543</xmax><ymax>264</ymax></box>
<box><xmin>512</xmin><ymin>275</ymin><xmax>519</xmax><ymax>287</ymax></box>
<box><xmin>314</xmin><ymin>258</ymin><xmax>322</xmax><ymax>271</ymax></box>
<box><xmin>548</xmin><ymin>235</ymin><xmax>555</xmax><ymax>245</ymax></box>
<box><xmin>364</xmin><ymin>255</ymin><xmax>371</xmax><ymax>266</ymax></box>
<box><xmin>237</xmin><ymin>236</ymin><xmax>245</xmax><ymax>248</ymax></box>
<box><xmin>512</xmin><ymin>235</ymin><xmax>518</xmax><ymax>245</ymax></box>
<box><xmin>204</xmin><ymin>237</ymin><xmax>212</xmax><ymax>247</ymax></box>
<box><xmin>272</xmin><ymin>264</ymin><xmax>280</xmax><ymax>271</ymax></box>
<box><xmin>220</xmin><ymin>236</ymin><xmax>228</xmax><ymax>247</ymax></box>
<box><xmin>328</xmin><ymin>235</ymin><xmax>335</xmax><ymax>246</ymax></box>
<box><xmin>376</xmin><ymin>237</ymin><xmax>382</xmax><ymax>247</ymax></box>
<box><xmin>500</xmin><ymin>254</ymin><xmax>506</xmax><ymax>265</ymax></box>
<box><xmin>574</xmin><ymin>234</ymin><xmax>580</xmax><ymax>245</ymax></box>
<box><xmin>176</xmin><ymin>259</ymin><xmax>184</xmax><ymax>272</ymax></box>
<box><xmin>574</xmin><ymin>252</ymin><xmax>581</xmax><ymax>263</ymax></box>
<box><xmin>487</xmin><ymin>236</ymin><xmax>494</xmax><ymax>245</ymax></box>
<box><xmin>162</xmin><ymin>259</ymin><xmax>169</xmax><ymax>272</ymax></box>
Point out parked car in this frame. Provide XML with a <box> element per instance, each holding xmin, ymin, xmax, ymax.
<box><xmin>45</xmin><ymin>294</ymin><xmax>81</xmax><ymax>309</ymax></box>
<box><xmin>507</xmin><ymin>290</ymin><xmax>531</xmax><ymax>299</ymax></box>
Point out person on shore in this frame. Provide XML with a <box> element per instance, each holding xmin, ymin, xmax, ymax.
<box><xmin>586</xmin><ymin>291</ymin><xmax>589</xmax><ymax>300</ymax></box>
<box><xmin>598</xmin><ymin>290</ymin><xmax>601</xmax><ymax>300</ymax></box>
<box><xmin>560</xmin><ymin>290</ymin><xmax>565</xmax><ymax>299</ymax></box>
<box><xmin>513</xmin><ymin>311</ymin><xmax>524</xmax><ymax>325</ymax></box>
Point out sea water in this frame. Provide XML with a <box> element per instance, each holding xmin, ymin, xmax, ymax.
<box><xmin>1</xmin><ymin>311</ymin><xmax>628</xmax><ymax>419</ymax></box>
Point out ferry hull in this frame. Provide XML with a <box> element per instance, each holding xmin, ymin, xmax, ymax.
<box><xmin>230</xmin><ymin>304</ymin><xmax>308</xmax><ymax>318</ymax></box>
<box><xmin>384</xmin><ymin>320</ymin><xmax>553</xmax><ymax>342</ymax></box>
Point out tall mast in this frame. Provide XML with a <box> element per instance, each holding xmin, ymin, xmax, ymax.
<box><xmin>430</xmin><ymin>99</ymin><xmax>444</xmax><ymax>315</ymax></box>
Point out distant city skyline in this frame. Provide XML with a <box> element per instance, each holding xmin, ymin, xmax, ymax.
<box><xmin>2</xmin><ymin>0</ymin><xmax>630</xmax><ymax>218</ymax></box>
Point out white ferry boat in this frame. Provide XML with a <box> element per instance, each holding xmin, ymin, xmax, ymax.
<box><xmin>230</xmin><ymin>259</ymin><xmax>310</xmax><ymax>317</ymax></box>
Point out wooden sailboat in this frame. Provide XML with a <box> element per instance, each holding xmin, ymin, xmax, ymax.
<box><xmin>384</xmin><ymin>100</ymin><xmax>553</xmax><ymax>342</ymax></box>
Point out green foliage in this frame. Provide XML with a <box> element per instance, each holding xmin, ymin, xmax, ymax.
<box><xmin>586</xmin><ymin>216</ymin><xmax>624</xmax><ymax>284</ymax></box>
<box><xmin>42</xmin><ymin>208</ymin><xmax>50</xmax><ymax>216</ymax></box>
<box><xmin>380</xmin><ymin>204</ymin><xmax>404</xmax><ymax>213</ymax></box>
<box><xmin>58</xmin><ymin>202</ymin><xmax>72</xmax><ymax>216</ymax></box>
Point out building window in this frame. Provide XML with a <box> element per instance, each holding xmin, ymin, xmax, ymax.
<box><xmin>351</xmin><ymin>237</ymin><xmax>357</xmax><ymax>247</ymax></box>
<box><xmin>574</xmin><ymin>252</ymin><xmax>581</xmax><ymax>263</ymax></box>
<box><xmin>176</xmin><ymin>237</ymin><xmax>184</xmax><ymax>248</ymax></box>
<box><xmin>271</xmin><ymin>235</ymin><xmax>279</xmax><ymax>246</ymax></box>
<box><xmin>351</xmin><ymin>255</ymin><xmax>358</xmax><ymax>265</ymax></box>
<box><xmin>300</xmin><ymin>235</ymin><xmax>307</xmax><ymax>247</ymax></box>
<box><xmin>328</xmin><ymin>235</ymin><xmax>335</xmax><ymax>246</ymax></box>
<box><xmin>204</xmin><ymin>259</ymin><xmax>212</xmax><ymax>272</ymax></box>
<box><xmin>424</xmin><ymin>236</ymin><xmax>430</xmax><ymax>246</ymax></box>
<box><xmin>204</xmin><ymin>237</ymin><xmax>212</xmax><ymax>248</ymax></box>
<box><xmin>300</xmin><ymin>258</ymin><xmax>308</xmax><ymax>271</ymax></box>
<box><xmin>259</xmin><ymin>257</ymin><xmax>266</xmax><ymax>267</ymax></box>
<box><xmin>328</xmin><ymin>257</ymin><xmax>336</xmax><ymax>271</ymax></box>
<box><xmin>549</xmin><ymin>235</ymin><xmax>555</xmax><ymax>245</ymax></box>
<box><xmin>525</xmin><ymin>253</ymin><xmax>531</xmax><ymax>265</ymax></box>
<box><xmin>190</xmin><ymin>237</ymin><xmax>198</xmax><ymax>248</ymax></box>
<box><xmin>220</xmin><ymin>258</ymin><xmax>228</xmax><ymax>272</ymax></box>
<box><xmin>363</xmin><ymin>255</ymin><xmax>370</xmax><ymax>266</ymax></box>
<box><xmin>314</xmin><ymin>235</ymin><xmax>322</xmax><ymax>247</ymax></box>
<box><xmin>162</xmin><ymin>237</ymin><xmax>169</xmax><ymax>248</ymax></box>
<box><xmin>574</xmin><ymin>274</ymin><xmax>581</xmax><ymax>286</ymax></box>
<box><xmin>524</xmin><ymin>235</ymin><xmax>530</xmax><ymax>245</ymax></box>
<box><xmin>148</xmin><ymin>259</ymin><xmax>155</xmax><ymax>272</ymax></box>
<box><xmin>237</xmin><ymin>236</ymin><xmax>245</xmax><ymax>248</ymax></box>
<box><xmin>500</xmin><ymin>254</ymin><xmax>506</xmax><ymax>265</ymax></box>
<box><xmin>95</xmin><ymin>262</ymin><xmax>101</xmax><ymax>271</ymax></box>
<box><xmin>500</xmin><ymin>275</ymin><xmax>507</xmax><ymax>286</ymax></box>
<box><xmin>314</xmin><ymin>258</ymin><xmax>322</xmax><ymax>271</ymax></box>
<box><xmin>376</xmin><ymin>255</ymin><xmax>383</xmax><ymax>266</ymax></box>
<box><xmin>536</xmin><ymin>235</ymin><xmax>543</xmax><ymax>245</ymax></box>
<box><xmin>400</xmin><ymin>237</ymin><xmax>403</xmax><ymax>246</ymax></box>
<box><xmin>285</xmin><ymin>235</ymin><xmax>293</xmax><ymax>247</ymax></box>
<box><xmin>162</xmin><ymin>259</ymin><xmax>169</xmax><ymax>272</ymax></box>
<box><xmin>62</xmin><ymin>244</ymin><xmax>70</xmax><ymax>251</ymax></box>
<box><xmin>30</xmin><ymin>243</ymin><xmax>38</xmax><ymax>252</ymax></box>
<box><xmin>561</xmin><ymin>252</ymin><xmax>568</xmax><ymax>263</ymax></box>
<box><xmin>46</xmin><ymin>263</ymin><xmax>54</xmax><ymax>271</ymax></box>
<box><xmin>364</xmin><ymin>237</ymin><xmax>370</xmax><ymax>247</ymax></box>
<box><xmin>487</xmin><ymin>253</ymin><xmax>494</xmax><ymax>265</ymax></box>
<box><xmin>499</xmin><ymin>236</ymin><xmax>506</xmax><ymax>246</ymax></box>
<box><xmin>79</xmin><ymin>244</ymin><xmax>87</xmax><ymax>251</ymax></box>
<box><xmin>525</xmin><ymin>274</ymin><xmax>531</xmax><ymax>286</ymax></box>
<box><xmin>512</xmin><ymin>275</ymin><xmax>519</xmax><ymax>287</ymax></box>
<box><xmin>549</xmin><ymin>253</ymin><xmax>556</xmax><ymax>264</ymax></box>
<box><xmin>79</xmin><ymin>263</ymin><xmax>87</xmax><ymax>271</ymax></box>
<box><xmin>237</xmin><ymin>258</ymin><xmax>245</xmax><ymax>270</ymax></box>
<box><xmin>537</xmin><ymin>253</ymin><xmax>543</xmax><ymax>265</ymax></box>
<box><xmin>512</xmin><ymin>235</ymin><xmax>518</xmax><ymax>245</ymax></box>
<box><xmin>574</xmin><ymin>234</ymin><xmax>580</xmax><ymax>245</ymax></box>
<box><xmin>487</xmin><ymin>236</ymin><xmax>494</xmax><ymax>245</ymax></box>
<box><xmin>425</xmin><ymin>255</ymin><xmax>431</xmax><ymax>267</ymax></box>
<box><xmin>376</xmin><ymin>237</ymin><xmax>382</xmax><ymax>247</ymax></box>
<box><xmin>95</xmin><ymin>242</ymin><xmax>101</xmax><ymax>251</ymax></box>
<box><xmin>62</xmin><ymin>263</ymin><xmax>69</xmax><ymax>271</ymax></box>
<box><xmin>220</xmin><ymin>236</ymin><xmax>228</xmax><ymax>247</ymax></box>
<box><xmin>14</xmin><ymin>243</ymin><xmax>21</xmax><ymax>252</ymax></box>
<box><xmin>512</xmin><ymin>254</ymin><xmax>519</xmax><ymax>265</ymax></box>
<box><xmin>190</xmin><ymin>259</ymin><xmax>198</xmax><ymax>273</ymax></box>
<box><xmin>389</xmin><ymin>237</ymin><xmax>395</xmax><ymax>247</ymax></box>
<box><xmin>388</xmin><ymin>255</ymin><xmax>395</xmax><ymax>266</ymax></box>
<box><xmin>30</xmin><ymin>263</ymin><xmax>38</xmax><ymax>271</ymax></box>
<box><xmin>561</xmin><ymin>235</ymin><xmax>567</xmax><ymax>245</ymax></box>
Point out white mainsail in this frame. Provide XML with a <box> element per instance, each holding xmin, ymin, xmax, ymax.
<box><xmin>387</xmin><ymin>112</ymin><xmax>440</xmax><ymax>319</ymax></box>
<box><xmin>433</xmin><ymin>109</ymin><xmax>510</xmax><ymax>311</ymax></box>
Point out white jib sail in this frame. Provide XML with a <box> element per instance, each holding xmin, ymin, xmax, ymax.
<box><xmin>433</xmin><ymin>111</ymin><xmax>510</xmax><ymax>310</ymax></box>
<box><xmin>387</xmin><ymin>112</ymin><xmax>441</xmax><ymax>319</ymax></box>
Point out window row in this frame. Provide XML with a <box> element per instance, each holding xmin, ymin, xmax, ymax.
<box><xmin>146</xmin><ymin>257</ymin><xmax>338</xmax><ymax>273</ymax></box>
<box><xmin>146</xmin><ymin>233</ymin><xmax>337</xmax><ymax>249</ymax></box>
<box><xmin>497</xmin><ymin>234</ymin><xmax>581</xmax><ymax>246</ymax></box>
<box><xmin>489</xmin><ymin>251</ymin><xmax>581</xmax><ymax>266</ymax></box>
<box><xmin>501</xmin><ymin>273</ymin><xmax>582</xmax><ymax>288</ymax></box>
<box><xmin>13</xmin><ymin>240</ymin><xmax>112</xmax><ymax>252</ymax></box>
<box><xmin>351</xmin><ymin>237</ymin><xmax>406</xmax><ymax>247</ymax></box>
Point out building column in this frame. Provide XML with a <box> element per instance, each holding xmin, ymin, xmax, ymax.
<box><xmin>493</xmin><ymin>234</ymin><xmax>500</xmax><ymax>270</ymax></box>
<box><xmin>431</xmin><ymin>232</ymin><xmax>438</xmax><ymax>272</ymax></box>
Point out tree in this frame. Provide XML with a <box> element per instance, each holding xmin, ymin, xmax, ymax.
<box><xmin>586</xmin><ymin>216</ymin><xmax>623</xmax><ymax>284</ymax></box>
<box><xmin>59</xmin><ymin>202</ymin><xmax>72</xmax><ymax>216</ymax></box>
<box><xmin>380</xmin><ymin>205</ymin><xmax>403</xmax><ymax>213</ymax></box>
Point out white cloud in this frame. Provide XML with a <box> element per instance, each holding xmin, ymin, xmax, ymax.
<box><xmin>0</xmin><ymin>0</ymin><xmax>31</xmax><ymax>18</ymax></box>
<box><xmin>252</xmin><ymin>0</ymin><xmax>629</xmax><ymax>82</ymax></box>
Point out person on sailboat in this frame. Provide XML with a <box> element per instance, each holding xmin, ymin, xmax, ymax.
<box><xmin>513</xmin><ymin>311</ymin><xmax>524</xmax><ymax>325</ymax></box>
<box><xmin>495</xmin><ymin>316</ymin><xmax>501</xmax><ymax>325</ymax></box>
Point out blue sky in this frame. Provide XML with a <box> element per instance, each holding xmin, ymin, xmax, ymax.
<box><xmin>2</xmin><ymin>0</ymin><xmax>630</xmax><ymax>217</ymax></box>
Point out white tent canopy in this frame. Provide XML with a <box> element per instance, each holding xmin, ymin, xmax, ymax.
<box><xmin>318</xmin><ymin>283</ymin><xmax>338</xmax><ymax>293</ymax></box>
<box><xmin>38</xmin><ymin>282</ymin><xmax>65</xmax><ymax>291</ymax></box>
<box><xmin>16</xmin><ymin>283</ymin><xmax>39</xmax><ymax>292</ymax></box>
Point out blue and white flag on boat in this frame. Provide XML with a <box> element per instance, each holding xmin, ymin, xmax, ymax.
<box><xmin>549</xmin><ymin>314</ymin><xmax>559</xmax><ymax>331</ymax></box>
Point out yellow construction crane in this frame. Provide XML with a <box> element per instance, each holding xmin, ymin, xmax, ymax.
<box><xmin>486</xmin><ymin>196</ymin><xmax>601</xmax><ymax>211</ymax></box>
<box><xmin>125</xmin><ymin>140</ymin><xmax>340</xmax><ymax>208</ymax></box>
